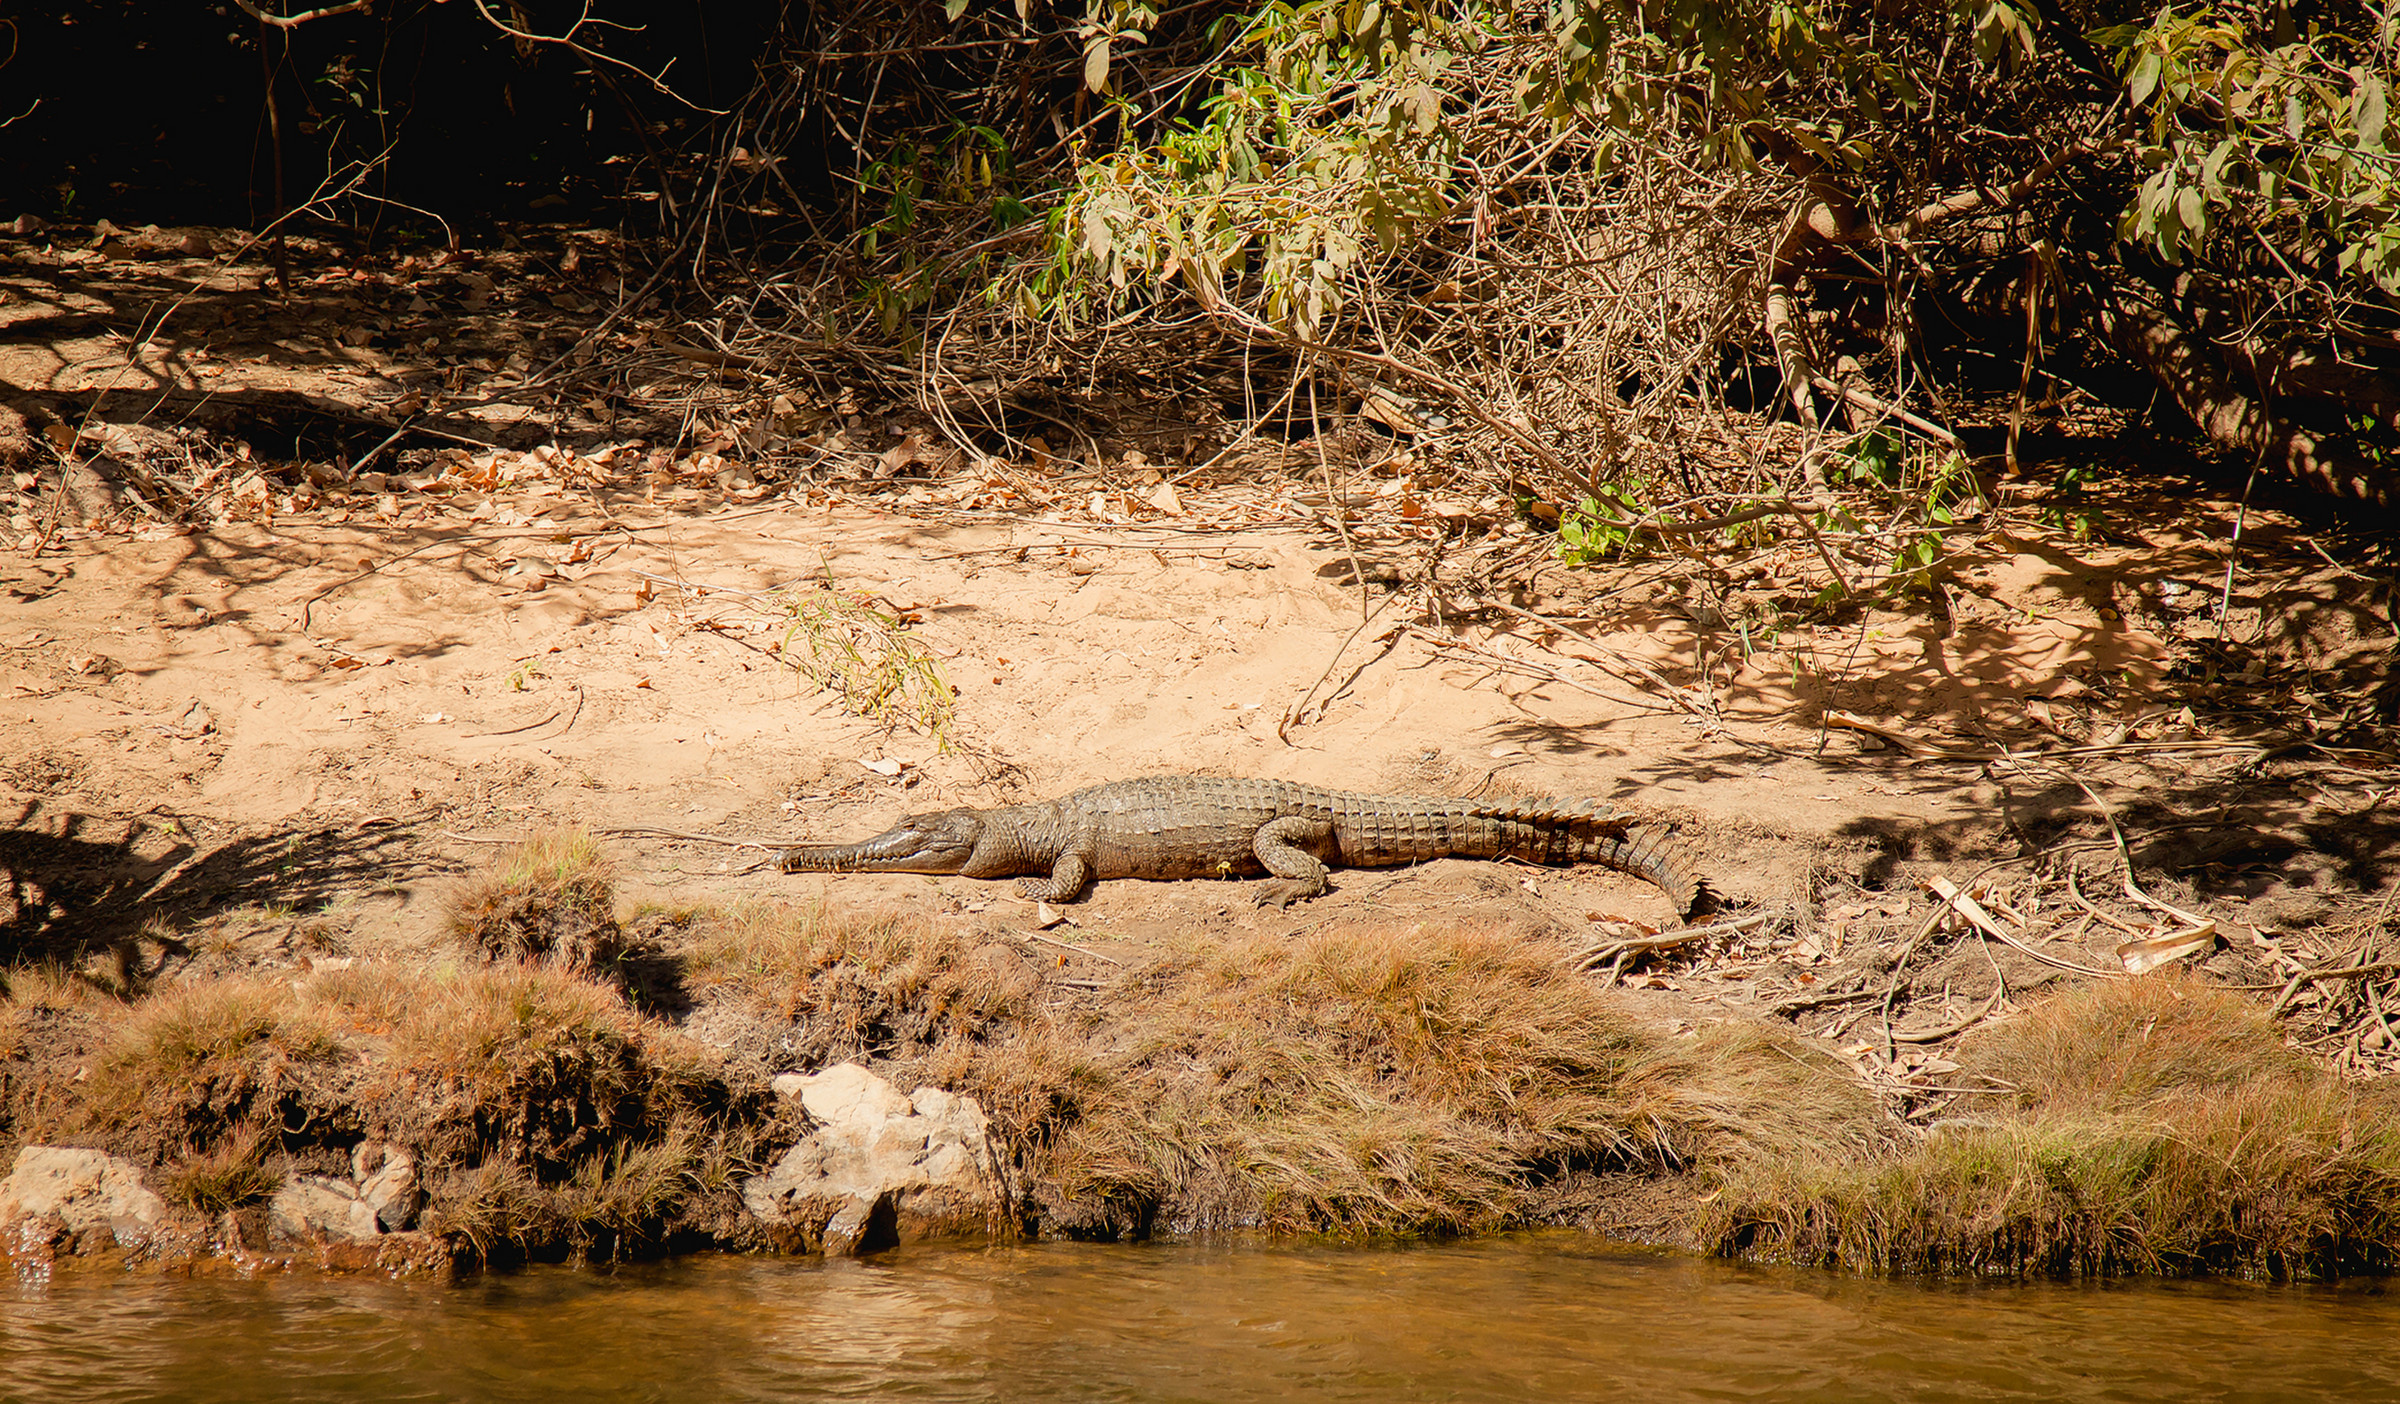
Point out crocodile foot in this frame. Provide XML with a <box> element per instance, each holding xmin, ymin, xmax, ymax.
<box><xmin>1254</xmin><ymin>877</ymin><xmax>1325</xmax><ymax>910</ymax></box>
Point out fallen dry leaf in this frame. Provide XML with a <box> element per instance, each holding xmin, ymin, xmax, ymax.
<box><xmin>2116</xmin><ymin>923</ymin><xmax>2219</xmax><ymax>975</ymax></box>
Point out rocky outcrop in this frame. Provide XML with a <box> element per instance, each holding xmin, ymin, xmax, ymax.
<box><xmin>742</xmin><ymin>1063</ymin><xmax>1008</xmax><ymax>1255</ymax></box>
<box><xmin>0</xmin><ymin>1146</ymin><xmax>169</xmax><ymax>1255</ymax></box>
<box><xmin>267</xmin><ymin>1143</ymin><xmax>423</xmax><ymax>1245</ymax></box>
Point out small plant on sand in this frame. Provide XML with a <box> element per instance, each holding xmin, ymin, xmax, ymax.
<box><xmin>447</xmin><ymin>828</ymin><xmax>621</xmax><ymax>967</ymax></box>
<box><xmin>768</xmin><ymin>582</ymin><xmax>955</xmax><ymax>745</ymax></box>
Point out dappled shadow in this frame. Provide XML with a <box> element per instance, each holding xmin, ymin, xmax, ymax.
<box><xmin>0</xmin><ymin>228</ymin><xmax>626</xmax><ymax>453</ymax></box>
<box><xmin>0</xmin><ymin>810</ymin><xmax>428</xmax><ymax>964</ymax></box>
<box><xmin>1554</xmin><ymin>699</ymin><xmax>2398</xmax><ymax>917</ymax></box>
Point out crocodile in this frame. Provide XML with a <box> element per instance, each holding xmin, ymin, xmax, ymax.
<box><xmin>776</xmin><ymin>775</ymin><xmax>1701</xmax><ymax>916</ymax></box>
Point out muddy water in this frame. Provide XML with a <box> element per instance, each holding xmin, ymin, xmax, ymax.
<box><xmin>7</xmin><ymin>1235</ymin><xmax>2397</xmax><ymax>1403</ymax></box>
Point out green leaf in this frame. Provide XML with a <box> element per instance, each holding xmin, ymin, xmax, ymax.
<box><xmin>2359</xmin><ymin>76</ymin><xmax>2388</xmax><ymax>150</ymax></box>
<box><xmin>944</xmin><ymin>0</ymin><xmax>969</xmax><ymax>19</ymax></box>
<box><xmin>2128</xmin><ymin>50</ymin><xmax>2160</xmax><ymax>106</ymax></box>
<box><xmin>1085</xmin><ymin>35</ymin><xmax>1113</xmax><ymax>93</ymax></box>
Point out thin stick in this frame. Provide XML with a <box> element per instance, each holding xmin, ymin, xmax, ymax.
<box><xmin>602</xmin><ymin>826</ymin><xmax>788</xmax><ymax>849</ymax></box>
<box><xmin>2064</xmin><ymin>774</ymin><xmax>2212</xmax><ymax>929</ymax></box>
<box><xmin>1403</xmin><ymin>627</ymin><xmax>1676</xmax><ymax>714</ymax></box>
<box><xmin>1023</xmin><ymin>929</ymin><xmax>1122</xmax><ymax>965</ymax></box>
<box><xmin>468</xmin><ymin>708</ymin><xmax>561</xmax><ymax>738</ymax></box>
<box><xmin>1889</xmin><ymin>981</ymin><xmax>2006</xmax><ymax>1044</ymax></box>
<box><xmin>1928</xmin><ymin>875</ymin><xmax>2122</xmax><ymax>977</ymax></box>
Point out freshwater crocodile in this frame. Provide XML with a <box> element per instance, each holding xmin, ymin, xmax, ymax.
<box><xmin>776</xmin><ymin>775</ymin><xmax>1701</xmax><ymax>917</ymax></box>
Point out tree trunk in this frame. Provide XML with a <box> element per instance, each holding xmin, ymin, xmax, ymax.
<box><xmin>2086</xmin><ymin>263</ymin><xmax>2397</xmax><ymax>510</ymax></box>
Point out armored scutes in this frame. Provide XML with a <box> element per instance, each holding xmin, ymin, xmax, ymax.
<box><xmin>777</xmin><ymin>775</ymin><xmax>1701</xmax><ymax>916</ymax></box>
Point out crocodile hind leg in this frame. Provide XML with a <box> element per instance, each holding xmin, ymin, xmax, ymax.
<box><xmin>1013</xmin><ymin>852</ymin><xmax>1092</xmax><ymax>902</ymax></box>
<box><xmin>1251</xmin><ymin>816</ymin><xmax>1334</xmax><ymax>908</ymax></box>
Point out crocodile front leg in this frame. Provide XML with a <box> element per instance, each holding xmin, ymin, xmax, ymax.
<box><xmin>1252</xmin><ymin>815</ymin><xmax>1333</xmax><ymax>908</ymax></box>
<box><xmin>1013</xmin><ymin>851</ymin><xmax>1092</xmax><ymax>903</ymax></box>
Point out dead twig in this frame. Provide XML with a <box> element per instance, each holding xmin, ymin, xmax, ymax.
<box><xmin>1926</xmin><ymin>875</ymin><xmax>2122</xmax><ymax>977</ymax></box>
<box><xmin>1479</xmin><ymin>598</ymin><xmax>1714</xmax><ymax>718</ymax></box>
<box><xmin>1402</xmin><ymin>627</ymin><xmax>1678</xmax><ymax>714</ymax></box>
<box><xmin>1021</xmin><ymin>929</ymin><xmax>1123</xmax><ymax>965</ymax></box>
<box><xmin>601</xmin><ymin>826</ymin><xmax>788</xmax><ymax>849</ymax></box>
<box><xmin>1821</xmin><ymin>710</ymin><xmax>1999</xmax><ymax>761</ymax></box>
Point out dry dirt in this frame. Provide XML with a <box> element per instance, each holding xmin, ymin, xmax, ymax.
<box><xmin>5</xmin><ymin>223</ymin><xmax>2400</xmax><ymax>1087</ymax></box>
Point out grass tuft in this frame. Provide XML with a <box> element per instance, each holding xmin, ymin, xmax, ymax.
<box><xmin>158</xmin><ymin>1120</ymin><xmax>282</xmax><ymax>1216</ymax></box>
<box><xmin>669</xmin><ymin>912</ymin><xmax>1878</xmax><ymax>1240</ymax></box>
<box><xmin>446</xmin><ymin>829</ymin><xmax>620</xmax><ymax>967</ymax></box>
<box><xmin>81</xmin><ymin>978</ymin><xmax>344</xmax><ymax>1157</ymax></box>
<box><xmin>679</xmin><ymin>902</ymin><xmax>1041</xmax><ymax>1059</ymax></box>
<box><xmin>1704</xmin><ymin>975</ymin><xmax>2400</xmax><ymax>1278</ymax></box>
<box><xmin>999</xmin><ymin>926</ymin><xmax>1876</xmax><ymax>1238</ymax></box>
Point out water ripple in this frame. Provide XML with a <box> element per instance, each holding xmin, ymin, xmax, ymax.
<box><xmin>5</xmin><ymin>1236</ymin><xmax>2396</xmax><ymax>1403</ymax></box>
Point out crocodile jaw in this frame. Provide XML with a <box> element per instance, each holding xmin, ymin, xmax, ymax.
<box><xmin>778</xmin><ymin>810</ymin><xmax>982</xmax><ymax>875</ymax></box>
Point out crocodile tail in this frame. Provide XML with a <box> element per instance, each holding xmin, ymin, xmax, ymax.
<box><xmin>1593</xmin><ymin>828</ymin><xmax>1702</xmax><ymax>919</ymax></box>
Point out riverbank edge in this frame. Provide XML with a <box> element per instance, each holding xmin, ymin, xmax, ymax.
<box><xmin>8</xmin><ymin>841</ymin><xmax>2400</xmax><ymax>1283</ymax></box>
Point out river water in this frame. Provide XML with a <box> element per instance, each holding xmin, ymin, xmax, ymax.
<box><xmin>7</xmin><ymin>1234</ymin><xmax>2397</xmax><ymax>1403</ymax></box>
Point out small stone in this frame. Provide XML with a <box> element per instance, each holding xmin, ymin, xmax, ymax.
<box><xmin>793</xmin><ymin>1062</ymin><xmax>915</xmax><ymax>1126</ymax></box>
<box><xmin>354</xmin><ymin>1144</ymin><xmax>421</xmax><ymax>1233</ymax></box>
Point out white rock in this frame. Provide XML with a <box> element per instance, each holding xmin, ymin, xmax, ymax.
<box><xmin>270</xmin><ymin>1175</ymin><xmax>382</xmax><ymax>1244</ymax></box>
<box><xmin>744</xmin><ymin>1062</ymin><xmax>1003</xmax><ymax>1255</ymax></box>
<box><xmin>0</xmin><ymin>1146</ymin><xmax>168</xmax><ymax>1245</ymax></box>
<box><xmin>790</xmin><ymin>1062</ymin><xmax>917</xmax><ymax>1126</ymax></box>
<box><xmin>354</xmin><ymin>1144</ymin><xmax>422</xmax><ymax>1234</ymax></box>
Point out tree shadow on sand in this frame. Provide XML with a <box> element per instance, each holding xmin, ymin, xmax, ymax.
<box><xmin>0</xmin><ymin>809</ymin><xmax>431</xmax><ymax>966</ymax></box>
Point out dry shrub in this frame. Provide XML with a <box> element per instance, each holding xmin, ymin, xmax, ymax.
<box><xmin>669</xmin><ymin>910</ymin><xmax>1871</xmax><ymax>1241</ymax></box>
<box><xmin>79</xmin><ymin>978</ymin><xmax>344</xmax><ymax>1157</ymax></box>
<box><xmin>7</xmin><ymin>956</ymin><xmax>761</xmax><ymax>1264</ymax></box>
<box><xmin>1707</xmin><ymin>976</ymin><xmax>2400</xmax><ymax>1277</ymax></box>
<box><xmin>446</xmin><ymin>829</ymin><xmax>620</xmax><ymax>967</ymax></box>
<box><xmin>256</xmin><ymin>961</ymin><xmax>762</xmax><ymax>1263</ymax></box>
<box><xmin>307</xmin><ymin>961</ymin><xmax>714</xmax><ymax>1171</ymax></box>
<box><xmin>1011</xmin><ymin>926</ymin><xmax>1874</xmax><ymax>1238</ymax></box>
<box><xmin>679</xmin><ymin>902</ymin><xmax>1042</xmax><ymax>1060</ymax></box>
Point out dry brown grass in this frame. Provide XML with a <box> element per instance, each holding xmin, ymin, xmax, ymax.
<box><xmin>157</xmin><ymin>1120</ymin><xmax>281</xmax><ymax>1216</ymax></box>
<box><xmin>986</xmin><ymin>926</ymin><xmax>1876</xmax><ymax>1238</ymax></box>
<box><xmin>313</xmin><ymin>961</ymin><xmax>659</xmax><ymax>1164</ymax></box>
<box><xmin>33</xmin><ymin>861</ymin><xmax>2400</xmax><ymax>1277</ymax></box>
<box><xmin>78</xmin><ymin>978</ymin><xmax>345</xmax><ymax>1158</ymax></box>
<box><xmin>1705</xmin><ymin>976</ymin><xmax>2400</xmax><ymax>1277</ymax></box>
<box><xmin>660</xmin><ymin>907</ymin><xmax>1879</xmax><ymax>1240</ymax></box>
<box><xmin>679</xmin><ymin>901</ymin><xmax>1043</xmax><ymax>1058</ymax></box>
<box><xmin>2</xmin><ymin>950</ymin><xmax>769</xmax><ymax>1264</ymax></box>
<box><xmin>446</xmin><ymin>829</ymin><xmax>621</xmax><ymax>967</ymax></box>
